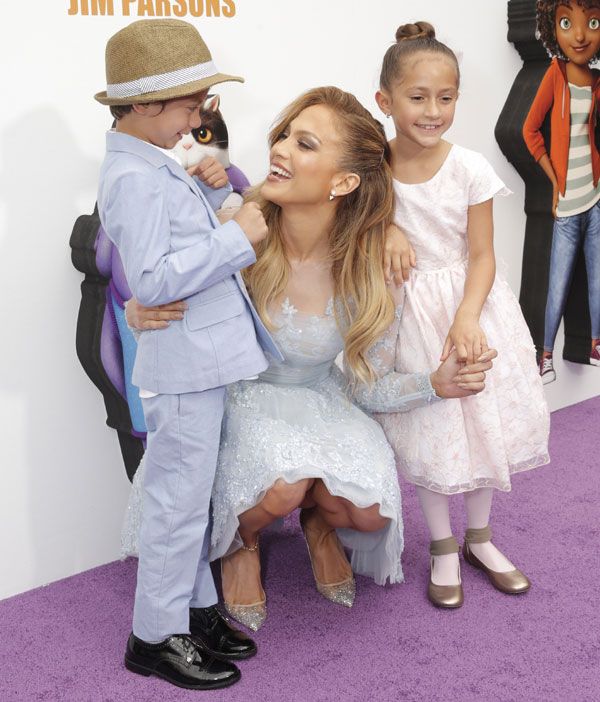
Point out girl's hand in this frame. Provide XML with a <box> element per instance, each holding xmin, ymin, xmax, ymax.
<box><xmin>552</xmin><ymin>183</ymin><xmax>559</xmax><ymax>218</ymax></box>
<box><xmin>441</xmin><ymin>314</ymin><xmax>488</xmax><ymax>364</ymax></box>
<box><xmin>125</xmin><ymin>297</ymin><xmax>187</xmax><ymax>331</ymax></box>
<box><xmin>430</xmin><ymin>349</ymin><xmax>497</xmax><ymax>399</ymax></box>
<box><xmin>384</xmin><ymin>223</ymin><xmax>416</xmax><ymax>286</ymax></box>
<box><xmin>187</xmin><ymin>156</ymin><xmax>229</xmax><ymax>189</ymax></box>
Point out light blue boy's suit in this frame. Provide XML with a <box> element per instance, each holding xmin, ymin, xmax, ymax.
<box><xmin>98</xmin><ymin>131</ymin><xmax>281</xmax><ymax>642</ymax></box>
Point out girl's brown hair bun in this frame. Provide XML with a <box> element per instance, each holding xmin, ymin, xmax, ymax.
<box><xmin>395</xmin><ymin>21</ymin><xmax>436</xmax><ymax>43</ymax></box>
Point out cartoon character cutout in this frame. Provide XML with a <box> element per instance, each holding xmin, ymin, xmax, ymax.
<box><xmin>523</xmin><ymin>0</ymin><xmax>600</xmax><ymax>383</ymax></box>
<box><xmin>70</xmin><ymin>95</ymin><xmax>249</xmax><ymax>480</ymax></box>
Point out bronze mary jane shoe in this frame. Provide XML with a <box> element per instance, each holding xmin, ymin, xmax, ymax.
<box><xmin>427</xmin><ymin>536</ymin><xmax>464</xmax><ymax>609</ymax></box>
<box><xmin>463</xmin><ymin>526</ymin><xmax>531</xmax><ymax>595</ymax></box>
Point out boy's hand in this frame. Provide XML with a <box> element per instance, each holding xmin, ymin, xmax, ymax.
<box><xmin>384</xmin><ymin>223</ymin><xmax>416</xmax><ymax>286</ymax></box>
<box><xmin>233</xmin><ymin>202</ymin><xmax>268</xmax><ymax>245</ymax></box>
<box><xmin>188</xmin><ymin>156</ymin><xmax>229</xmax><ymax>189</ymax></box>
<box><xmin>126</xmin><ymin>297</ymin><xmax>187</xmax><ymax>330</ymax></box>
<box><xmin>216</xmin><ymin>205</ymin><xmax>241</xmax><ymax>224</ymax></box>
<box><xmin>441</xmin><ymin>313</ymin><xmax>488</xmax><ymax>365</ymax></box>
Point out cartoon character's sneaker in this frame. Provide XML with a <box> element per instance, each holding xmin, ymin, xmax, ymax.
<box><xmin>539</xmin><ymin>355</ymin><xmax>556</xmax><ymax>384</ymax></box>
<box><xmin>590</xmin><ymin>344</ymin><xmax>600</xmax><ymax>366</ymax></box>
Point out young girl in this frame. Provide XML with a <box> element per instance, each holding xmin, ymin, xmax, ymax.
<box><xmin>372</xmin><ymin>21</ymin><xmax>550</xmax><ymax>607</ymax></box>
<box><xmin>523</xmin><ymin>0</ymin><xmax>600</xmax><ymax>383</ymax></box>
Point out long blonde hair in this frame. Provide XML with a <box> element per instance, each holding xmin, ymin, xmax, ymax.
<box><xmin>244</xmin><ymin>86</ymin><xmax>395</xmax><ymax>385</ymax></box>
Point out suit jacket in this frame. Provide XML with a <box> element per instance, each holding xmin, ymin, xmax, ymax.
<box><xmin>97</xmin><ymin>131</ymin><xmax>282</xmax><ymax>394</ymax></box>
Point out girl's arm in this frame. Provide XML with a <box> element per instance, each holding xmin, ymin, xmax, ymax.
<box><xmin>441</xmin><ymin>198</ymin><xmax>495</xmax><ymax>365</ymax></box>
<box><xmin>383</xmin><ymin>223</ymin><xmax>416</xmax><ymax>286</ymax></box>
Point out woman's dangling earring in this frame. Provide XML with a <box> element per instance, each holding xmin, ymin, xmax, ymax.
<box><xmin>329</xmin><ymin>189</ymin><xmax>336</xmax><ymax>201</ymax></box>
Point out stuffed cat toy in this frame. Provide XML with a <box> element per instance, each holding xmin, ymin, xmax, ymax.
<box><xmin>173</xmin><ymin>94</ymin><xmax>249</xmax><ymax>208</ymax></box>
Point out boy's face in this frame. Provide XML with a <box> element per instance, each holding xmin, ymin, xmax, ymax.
<box><xmin>133</xmin><ymin>90</ymin><xmax>209</xmax><ymax>149</ymax></box>
<box><xmin>556</xmin><ymin>2</ymin><xmax>600</xmax><ymax>65</ymax></box>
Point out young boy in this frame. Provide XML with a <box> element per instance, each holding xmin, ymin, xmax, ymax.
<box><xmin>95</xmin><ymin>19</ymin><xmax>281</xmax><ymax>690</ymax></box>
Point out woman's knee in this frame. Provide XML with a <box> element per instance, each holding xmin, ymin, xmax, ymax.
<box><xmin>263</xmin><ymin>478</ymin><xmax>312</xmax><ymax>517</ymax></box>
<box><xmin>348</xmin><ymin>504</ymin><xmax>389</xmax><ymax>532</ymax></box>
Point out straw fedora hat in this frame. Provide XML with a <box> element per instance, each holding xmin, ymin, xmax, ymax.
<box><xmin>94</xmin><ymin>19</ymin><xmax>243</xmax><ymax>106</ymax></box>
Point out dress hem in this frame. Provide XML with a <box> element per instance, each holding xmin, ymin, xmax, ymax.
<box><xmin>397</xmin><ymin>453</ymin><xmax>550</xmax><ymax>495</ymax></box>
<box><xmin>210</xmin><ymin>468</ymin><xmax>404</xmax><ymax>586</ymax></box>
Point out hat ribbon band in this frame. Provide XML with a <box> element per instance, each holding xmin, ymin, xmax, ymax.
<box><xmin>106</xmin><ymin>60</ymin><xmax>218</xmax><ymax>98</ymax></box>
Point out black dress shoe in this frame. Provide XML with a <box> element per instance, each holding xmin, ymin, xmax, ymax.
<box><xmin>190</xmin><ymin>605</ymin><xmax>257</xmax><ymax>660</ymax></box>
<box><xmin>124</xmin><ymin>632</ymin><xmax>240</xmax><ymax>690</ymax></box>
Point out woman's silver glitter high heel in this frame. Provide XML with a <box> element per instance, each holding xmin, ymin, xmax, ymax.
<box><xmin>221</xmin><ymin>538</ymin><xmax>267</xmax><ymax>632</ymax></box>
<box><xmin>300</xmin><ymin>508</ymin><xmax>356</xmax><ymax>608</ymax></box>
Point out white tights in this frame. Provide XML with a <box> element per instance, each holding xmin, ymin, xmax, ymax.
<box><xmin>415</xmin><ymin>486</ymin><xmax>516</xmax><ymax>586</ymax></box>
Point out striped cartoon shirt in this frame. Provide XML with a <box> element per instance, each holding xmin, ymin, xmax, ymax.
<box><xmin>557</xmin><ymin>83</ymin><xmax>600</xmax><ymax>218</ymax></box>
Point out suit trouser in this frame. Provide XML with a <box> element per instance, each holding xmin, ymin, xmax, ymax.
<box><xmin>133</xmin><ymin>387</ymin><xmax>225</xmax><ymax>643</ymax></box>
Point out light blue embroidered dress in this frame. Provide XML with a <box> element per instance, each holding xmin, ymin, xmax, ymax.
<box><xmin>123</xmin><ymin>299</ymin><xmax>438</xmax><ymax>586</ymax></box>
<box><xmin>207</xmin><ymin>298</ymin><xmax>438</xmax><ymax>586</ymax></box>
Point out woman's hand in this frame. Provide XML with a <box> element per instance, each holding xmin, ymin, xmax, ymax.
<box><xmin>187</xmin><ymin>156</ymin><xmax>228</xmax><ymax>189</ymax></box>
<box><xmin>125</xmin><ymin>297</ymin><xmax>187</xmax><ymax>331</ymax></box>
<box><xmin>552</xmin><ymin>183</ymin><xmax>559</xmax><ymax>218</ymax></box>
<box><xmin>441</xmin><ymin>313</ymin><xmax>488</xmax><ymax>364</ymax></box>
<box><xmin>383</xmin><ymin>223</ymin><xmax>416</xmax><ymax>286</ymax></box>
<box><xmin>430</xmin><ymin>349</ymin><xmax>497</xmax><ymax>399</ymax></box>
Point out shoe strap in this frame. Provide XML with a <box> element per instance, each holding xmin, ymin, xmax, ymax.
<box><xmin>429</xmin><ymin>536</ymin><xmax>459</xmax><ymax>556</ymax></box>
<box><xmin>241</xmin><ymin>535</ymin><xmax>259</xmax><ymax>552</ymax></box>
<box><xmin>465</xmin><ymin>525</ymin><xmax>492</xmax><ymax>544</ymax></box>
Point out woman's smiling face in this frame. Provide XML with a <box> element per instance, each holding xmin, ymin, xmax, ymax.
<box><xmin>261</xmin><ymin>104</ymin><xmax>347</xmax><ymax>207</ymax></box>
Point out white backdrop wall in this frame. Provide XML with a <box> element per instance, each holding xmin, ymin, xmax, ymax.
<box><xmin>1</xmin><ymin>0</ymin><xmax>597</xmax><ymax>600</ymax></box>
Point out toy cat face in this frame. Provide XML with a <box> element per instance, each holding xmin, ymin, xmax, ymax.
<box><xmin>173</xmin><ymin>94</ymin><xmax>231</xmax><ymax>169</ymax></box>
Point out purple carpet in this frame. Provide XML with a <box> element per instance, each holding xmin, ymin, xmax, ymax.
<box><xmin>2</xmin><ymin>397</ymin><xmax>600</xmax><ymax>702</ymax></box>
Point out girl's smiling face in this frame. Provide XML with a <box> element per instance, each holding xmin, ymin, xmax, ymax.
<box><xmin>377</xmin><ymin>51</ymin><xmax>459</xmax><ymax>151</ymax></box>
<box><xmin>555</xmin><ymin>2</ymin><xmax>600</xmax><ymax>65</ymax></box>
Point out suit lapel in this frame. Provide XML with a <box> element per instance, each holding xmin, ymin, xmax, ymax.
<box><xmin>163</xmin><ymin>159</ymin><xmax>219</xmax><ymax>228</ymax></box>
<box><xmin>164</xmin><ymin>158</ymin><xmax>199</xmax><ymax>194</ymax></box>
<box><xmin>106</xmin><ymin>131</ymin><xmax>220</xmax><ymax>228</ymax></box>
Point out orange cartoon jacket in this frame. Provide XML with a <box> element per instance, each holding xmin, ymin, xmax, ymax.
<box><xmin>523</xmin><ymin>57</ymin><xmax>600</xmax><ymax>196</ymax></box>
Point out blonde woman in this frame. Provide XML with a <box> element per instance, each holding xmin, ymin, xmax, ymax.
<box><xmin>125</xmin><ymin>87</ymin><xmax>495</xmax><ymax>630</ymax></box>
